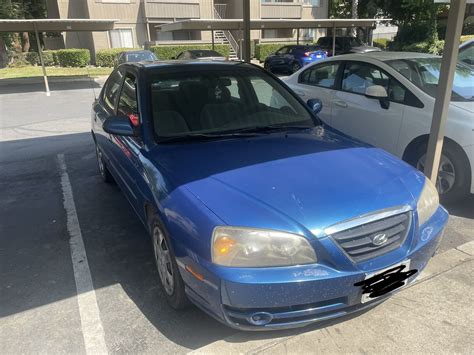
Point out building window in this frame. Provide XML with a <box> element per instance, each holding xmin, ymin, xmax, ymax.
<box><xmin>102</xmin><ymin>0</ymin><xmax>131</xmax><ymax>3</ymax></box>
<box><xmin>109</xmin><ymin>29</ymin><xmax>134</xmax><ymax>48</ymax></box>
<box><xmin>302</xmin><ymin>0</ymin><xmax>320</xmax><ymax>5</ymax></box>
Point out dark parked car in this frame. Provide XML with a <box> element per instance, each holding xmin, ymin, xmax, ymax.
<box><xmin>92</xmin><ymin>61</ymin><xmax>447</xmax><ymax>330</ymax></box>
<box><xmin>264</xmin><ymin>45</ymin><xmax>327</xmax><ymax>74</ymax></box>
<box><xmin>114</xmin><ymin>50</ymin><xmax>157</xmax><ymax>68</ymax></box>
<box><xmin>175</xmin><ymin>49</ymin><xmax>226</xmax><ymax>60</ymax></box>
<box><xmin>316</xmin><ymin>36</ymin><xmax>381</xmax><ymax>56</ymax></box>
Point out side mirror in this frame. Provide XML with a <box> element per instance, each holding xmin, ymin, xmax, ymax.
<box><xmin>103</xmin><ymin>115</ymin><xmax>137</xmax><ymax>136</ymax></box>
<box><xmin>365</xmin><ymin>85</ymin><xmax>388</xmax><ymax>99</ymax></box>
<box><xmin>307</xmin><ymin>98</ymin><xmax>323</xmax><ymax>114</ymax></box>
<box><xmin>365</xmin><ymin>85</ymin><xmax>390</xmax><ymax>109</ymax></box>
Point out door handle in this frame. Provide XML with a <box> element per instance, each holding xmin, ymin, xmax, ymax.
<box><xmin>333</xmin><ymin>100</ymin><xmax>348</xmax><ymax>108</ymax></box>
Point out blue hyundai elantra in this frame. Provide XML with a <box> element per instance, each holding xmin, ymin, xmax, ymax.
<box><xmin>91</xmin><ymin>61</ymin><xmax>448</xmax><ymax>330</ymax></box>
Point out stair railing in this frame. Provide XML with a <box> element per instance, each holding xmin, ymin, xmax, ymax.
<box><xmin>213</xmin><ymin>6</ymin><xmax>240</xmax><ymax>59</ymax></box>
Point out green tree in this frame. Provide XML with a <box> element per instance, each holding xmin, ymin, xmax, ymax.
<box><xmin>376</xmin><ymin>0</ymin><xmax>446</xmax><ymax>47</ymax></box>
<box><xmin>0</xmin><ymin>0</ymin><xmax>47</xmax><ymax>67</ymax></box>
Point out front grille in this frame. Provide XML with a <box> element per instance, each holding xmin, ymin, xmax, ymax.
<box><xmin>329</xmin><ymin>211</ymin><xmax>412</xmax><ymax>263</ymax></box>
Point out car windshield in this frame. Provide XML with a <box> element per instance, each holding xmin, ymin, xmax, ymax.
<box><xmin>387</xmin><ymin>58</ymin><xmax>474</xmax><ymax>101</ymax></box>
<box><xmin>149</xmin><ymin>66</ymin><xmax>317</xmax><ymax>141</ymax></box>
<box><xmin>192</xmin><ymin>50</ymin><xmax>223</xmax><ymax>58</ymax></box>
<box><xmin>127</xmin><ymin>52</ymin><xmax>156</xmax><ymax>62</ymax></box>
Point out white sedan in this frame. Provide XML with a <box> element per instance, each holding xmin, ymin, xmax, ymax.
<box><xmin>283</xmin><ymin>52</ymin><xmax>474</xmax><ymax>202</ymax></box>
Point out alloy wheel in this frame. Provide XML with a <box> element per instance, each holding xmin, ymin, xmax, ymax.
<box><xmin>95</xmin><ymin>145</ymin><xmax>106</xmax><ymax>178</ymax></box>
<box><xmin>417</xmin><ymin>153</ymin><xmax>456</xmax><ymax>195</ymax></box>
<box><xmin>152</xmin><ymin>226</ymin><xmax>174</xmax><ymax>296</ymax></box>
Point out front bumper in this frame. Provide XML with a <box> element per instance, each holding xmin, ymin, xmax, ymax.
<box><xmin>183</xmin><ymin>207</ymin><xmax>448</xmax><ymax>331</ymax></box>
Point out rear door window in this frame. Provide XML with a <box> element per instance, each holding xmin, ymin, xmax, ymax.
<box><xmin>299</xmin><ymin>62</ymin><xmax>340</xmax><ymax>89</ymax></box>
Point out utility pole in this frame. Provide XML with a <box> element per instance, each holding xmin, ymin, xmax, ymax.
<box><xmin>242</xmin><ymin>0</ymin><xmax>251</xmax><ymax>62</ymax></box>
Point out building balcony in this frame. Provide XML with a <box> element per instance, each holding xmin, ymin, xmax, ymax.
<box><xmin>144</xmin><ymin>0</ymin><xmax>200</xmax><ymax>19</ymax></box>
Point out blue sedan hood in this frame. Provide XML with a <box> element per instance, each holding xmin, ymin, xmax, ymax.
<box><xmin>150</xmin><ymin>128</ymin><xmax>424</xmax><ymax>236</ymax></box>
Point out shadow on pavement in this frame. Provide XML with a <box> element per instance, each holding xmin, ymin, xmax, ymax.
<box><xmin>0</xmin><ymin>76</ymin><xmax>102</xmax><ymax>95</ymax></box>
<box><xmin>444</xmin><ymin>195</ymin><xmax>474</xmax><ymax>219</ymax></box>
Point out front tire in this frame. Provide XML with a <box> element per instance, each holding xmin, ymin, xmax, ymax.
<box><xmin>406</xmin><ymin>140</ymin><xmax>471</xmax><ymax>203</ymax></box>
<box><xmin>150</xmin><ymin>215</ymin><xmax>189</xmax><ymax>309</ymax></box>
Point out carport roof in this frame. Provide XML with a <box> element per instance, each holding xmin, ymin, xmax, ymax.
<box><xmin>156</xmin><ymin>18</ymin><xmax>389</xmax><ymax>31</ymax></box>
<box><xmin>0</xmin><ymin>19</ymin><xmax>117</xmax><ymax>32</ymax></box>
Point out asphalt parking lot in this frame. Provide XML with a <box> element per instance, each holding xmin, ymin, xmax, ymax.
<box><xmin>1</xmin><ymin>78</ymin><xmax>473</xmax><ymax>354</ymax></box>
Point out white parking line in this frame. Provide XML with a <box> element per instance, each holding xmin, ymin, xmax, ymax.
<box><xmin>57</xmin><ymin>154</ymin><xmax>108</xmax><ymax>355</ymax></box>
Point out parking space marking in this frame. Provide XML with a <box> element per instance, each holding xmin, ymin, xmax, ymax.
<box><xmin>57</xmin><ymin>154</ymin><xmax>108</xmax><ymax>355</ymax></box>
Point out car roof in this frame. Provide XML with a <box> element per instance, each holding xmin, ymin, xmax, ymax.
<box><xmin>328</xmin><ymin>51</ymin><xmax>440</xmax><ymax>62</ymax></box>
<box><xmin>124</xmin><ymin>50</ymin><xmax>153</xmax><ymax>54</ymax></box>
<box><xmin>359</xmin><ymin>51</ymin><xmax>439</xmax><ymax>61</ymax></box>
<box><xmin>124</xmin><ymin>60</ymin><xmax>247</xmax><ymax>70</ymax></box>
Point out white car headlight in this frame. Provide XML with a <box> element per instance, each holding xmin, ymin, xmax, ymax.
<box><xmin>211</xmin><ymin>227</ymin><xmax>317</xmax><ymax>267</ymax></box>
<box><xmin>417</xmin><ymin>177</ymin><xmax>439</xmax><ymax>226</ymax></box>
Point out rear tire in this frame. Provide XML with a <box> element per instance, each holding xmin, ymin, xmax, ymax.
<box><xmin>149</xmin><ymin>214</ymin><xmax>189</xmax><ymax>310</ymax></box>
<box><xmin>291</xmin><ymin>62</ymin><xmax>301</xmax><ymax>73</ymax></box>
<box><xmin>95</xmin><ymin>144</ymin><xmax>114</xmax><ymax>184</ymax></box>
<box><xmin>406</xmin><ymin>140</ymin><xmax>471</xmax><ymax>203</ymax></box>
<box><xmin>264</xmin><ymin>62</ymin><xmax>271</xmax><ymax>72</ymax></box>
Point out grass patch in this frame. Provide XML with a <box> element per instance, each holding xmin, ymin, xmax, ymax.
<box><xmin>0</xmin><ymin>66</ymin><xmax>112</xmax><ymax>79</ymax></box>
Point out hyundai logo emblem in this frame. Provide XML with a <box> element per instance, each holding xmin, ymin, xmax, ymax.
<box><xmin>372</xmin><ymin>233</ymin><xmax>388</xmax><ymax>246</ymax></box>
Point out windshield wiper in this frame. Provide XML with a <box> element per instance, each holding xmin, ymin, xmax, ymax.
<box><xmin>158</xmin><ymin>132</ymin><xmax>260</xmax><ymax>143</ymax></box>
<box><xmin>227</xmin><ymin>124</ymin><xmax>315</xmax><ymax>134</ymax></box>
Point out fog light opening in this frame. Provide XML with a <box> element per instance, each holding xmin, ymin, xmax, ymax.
<box><xmin>249</xmin><ymin>312</ymin><xmax>273</xmax><ymax>326</ymax></box>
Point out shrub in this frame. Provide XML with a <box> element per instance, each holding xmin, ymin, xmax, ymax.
<box><xmin>460</xmin><ymin>35</ymin><xmax>474</xmax><ymax>44</ymax></box>
<box><xmin>96</xmin><ymin>48</ymin><xmax>139</xmax><ymax>67</ymax></box>
<box><xmin>25</xmin><ymin>51</ymin><xmax>39</xmax><ymax>65</ymax></box>
<box><xmin>42</xmin><ymin>50</ymin><xmax>58</xmax><ymax>66</ymax></box>
<box><xmin>56</xmin><ymin>48</ymin><xmax>90</xmax><ymax>67</ymax></box>
<box><xmin>8</xmin><ymin>53</ymin><xmax>30</xmax><ymax>68</ymax></box>
<box><xmin>149</xmin><ymin>44</ymin><xmax>230</xmax><ymax>60</ymax></box>
<box><xmin>255</xmin><ymin>43</ymin><xmax>292</xmax><ymax>62</ymax></box>
<box><xmin>373</xmin><ymin>38</ymin><xmax>390</xmax><ymax>50</ymax></box>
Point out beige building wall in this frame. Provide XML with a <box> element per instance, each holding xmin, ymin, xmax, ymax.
<box><xmin>47</xmin><ymin>0</ymin><xmax>329</xmax><ymax>60</ymax></box>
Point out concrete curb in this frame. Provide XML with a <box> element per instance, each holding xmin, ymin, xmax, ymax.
<box><xmin>190</xmin><ymin>241</ymin><xmax>474</xmax><ymax>354</ymax></box>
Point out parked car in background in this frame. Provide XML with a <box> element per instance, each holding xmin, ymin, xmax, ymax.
<box><xmin>263</xmin><ymin>45</ymin><xmax>327</xmax><ymax>74</ymax></box>
<box><xmin>175</xmin><ymin>49</ymin><xmax>226</xmax><ymax>60</ymax></box>
<box><xmin>284</xmin><ymin>52</ymin><xmax>474</xmax><ymax>202</ymax></box>
<box><xmin>114</xmin><ymin>50</ymin><xmax>157</xmax><ymax>68</ymax></box>
<box><xmin>92</xmin><ymin>60</ymin><xmax>447</xmax><ymax>330</ymax></box>
<box><xmin>459</xmin><ymin>39</ymin><xmax>474</xmax><ymax>69</ymax></box>
<box><xmin>316</xmin><ymin>36</ymin><xmax>381</xmax><ymax>56</ymax></box>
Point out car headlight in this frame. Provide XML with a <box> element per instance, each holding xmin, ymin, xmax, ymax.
<box><xmin>417</xmin><ymin>177</ymin><xmax>439</xmax><ymax>226</ymax></box>
<box><xmin>211</xmin><ymin>227</ymin><xmax>317</xmax><ymax>267</ymax></box>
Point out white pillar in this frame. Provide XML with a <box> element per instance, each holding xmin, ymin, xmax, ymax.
<box><xmin>34</xmin><ymin>23</ymin><xmax>50</xmax><ymax>96</ymax></box>
<box><xmin>424</xmin><ymin>0</ymin><xmax>466</xmax><ymax>184</ymax></box>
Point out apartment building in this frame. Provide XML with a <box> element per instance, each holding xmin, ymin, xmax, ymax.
<box><xmin>46</xmin><ymin>0</ymin><xmax>328</xmax><ymax>57</ymax></box>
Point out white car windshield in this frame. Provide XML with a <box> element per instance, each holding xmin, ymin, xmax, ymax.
<box><xmin>387</xmin><ymin>58</ymin><xmax>474</xmax><ymax>102</ymax></box>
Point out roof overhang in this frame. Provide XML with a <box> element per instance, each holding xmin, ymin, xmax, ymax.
<box><xmin>156</xmin><ymin>18</ymin><xmax>390</xmax><ymax>32</ymax></box>
<box><xmin>0</xmin><ymin>19</ymin><xmax>118</xmax><ymax>32</ymax></box>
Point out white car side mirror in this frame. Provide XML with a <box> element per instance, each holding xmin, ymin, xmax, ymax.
<box><xmin>365</xmin><ymin>85</ymin><xmax>388</xmax><ymax>99</ymax></box>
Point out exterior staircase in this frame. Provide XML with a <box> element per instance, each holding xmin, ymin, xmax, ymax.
<box><xmin>213</xmin><ymin>5</ymin><xmax>240</xmax><ymax>60</ymax></box>
<box><xmin>213</xmin><ymin>29</ymin><xmax>239</xmax><ymax>60</ymax></box>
